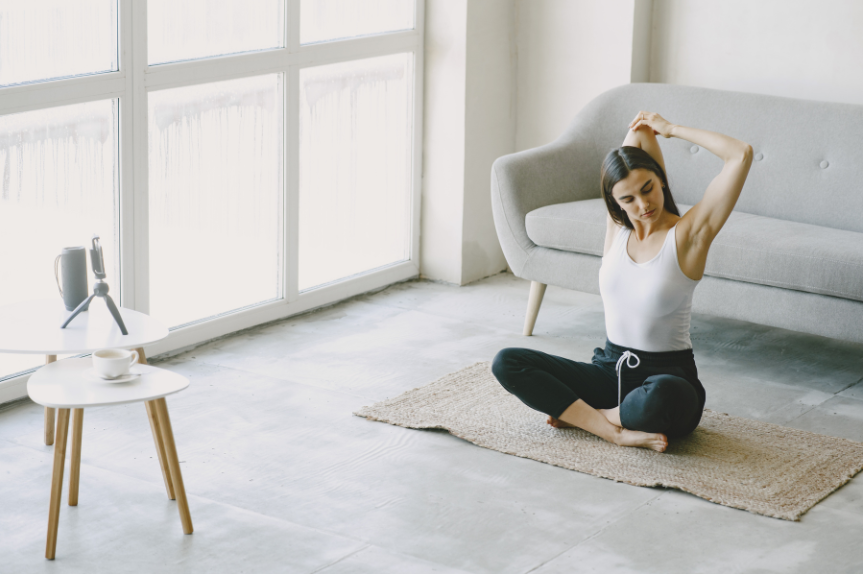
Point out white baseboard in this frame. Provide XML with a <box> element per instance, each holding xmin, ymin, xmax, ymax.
<box><xmin>0</xmin><ymin>373</ymin><xmax>30</xmax><ymax>405</ymax></box>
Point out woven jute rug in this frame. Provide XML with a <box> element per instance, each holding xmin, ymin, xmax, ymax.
<box><xmin>353</xmin><ymin>361</ymin><xmax>862</xmax><ymax>521</ymax></box>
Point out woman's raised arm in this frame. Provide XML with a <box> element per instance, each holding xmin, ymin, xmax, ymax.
<box><xmin>630</xmin><ymin>112</ymin><xmax>753</xmax><ymax>247</ymax></box>
<box><xmin>622</xmin><ymin>117</ymin><xmax>667</xmax><ymax>175</ymax></box>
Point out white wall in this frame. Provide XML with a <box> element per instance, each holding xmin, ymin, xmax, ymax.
<box><xmin>514</xmin><ymin>0</ymin><xmax>862</xmax><ymax>153</ymax></box>
<box><xmin>651</xmin><ymin>0</ymin><xmax>863</xmax><ymax>105</ymax></box>
<box><xmin>420</xmin><ymin>0</ymin><xmax>467</xmax><ymax>284</ymax></box>
<box><xmin>420</xmin><ymin>0</ymin><xmax>513</xmax><ymax>285</ymax></box>
<box><xmin>462</xmin><ymin>0</ymin><xmax>515</xmax><ymax>284</ymax></box>
<box><xmin>514</xmin><ymin>0</ymin><xmax>641</xmax><ymax>152</ymax></box>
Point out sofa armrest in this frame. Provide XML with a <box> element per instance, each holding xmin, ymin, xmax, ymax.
<box><xmin>491</xmin><ymin>138</ymin><xmax>601</xmax><ymax>276</ymax></box>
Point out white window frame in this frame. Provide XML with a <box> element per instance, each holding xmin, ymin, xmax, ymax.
<box><xmin>0</xmin><ymin>0</ymin><xmax>424</xmax><ymax>398</ymax></box>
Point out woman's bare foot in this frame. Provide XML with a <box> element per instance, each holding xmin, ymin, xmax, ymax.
<box><xmin>546</xmin><ymin>415</ymin><xmax>575</xmax><ymax>428</ymax></box>
<box><xmin>615</xmin><ymin>428</ymin><xmax>668</xmax><ymax>453</ymax></box>
<box><xmin>545</xmin><ymin>401</ymin><xmax>666</xmax><ymax>453</ymax></box>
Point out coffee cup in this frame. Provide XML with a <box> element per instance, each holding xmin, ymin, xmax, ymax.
<box><xmin>92</xmin><ymin>348</ymin><xmax>139</xmax><ymax>379</ymax></box>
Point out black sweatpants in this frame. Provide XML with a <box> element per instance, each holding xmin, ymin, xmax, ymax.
<box><xmin>491</xmin><ymin>340</ymin><xmax>706</xmax><ymax>438</ymax></box>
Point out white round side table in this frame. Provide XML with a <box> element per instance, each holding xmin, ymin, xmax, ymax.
<box><xmin>0</xmin><ymin>298</ymin><xmax>169</xmax><ymax>445</ymax></box>
<box><xmin>28</xmin><ymin>357</ymin><xmax>192</xmax><ymax>560</ymax></box>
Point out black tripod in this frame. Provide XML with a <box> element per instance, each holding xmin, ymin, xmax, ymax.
<box><xmin>60</xmin><ymin>236</ymin><xmax>128</xmax><ymax>335</ymax></box>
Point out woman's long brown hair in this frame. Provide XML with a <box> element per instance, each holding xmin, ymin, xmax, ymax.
<box><xmin>601</xmin><ymin>146</ymin><xmax>680</xmax><ymax>230</ymax></box>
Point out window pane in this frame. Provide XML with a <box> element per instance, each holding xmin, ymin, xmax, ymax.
<box><xmin>149</xmin><ymin>74</ymin><xmax>283</xmax><ymax>328</ymax></box>
<box><xmin>0</xmin><ymin>0</ymin><xmax>117</xmax><ymax>87</ymax></box>
<box><xmin>299</xmin><ymin>53</ymin><xmax>412</xmax><ymax>291</ymax></box>
<box><xmin>300</xmin><ymin>0</ymin><xmax>414</xmax><ymax>45</ymax></box>
<box><xmin>0</xmin><ymin>100</ymin><xmax>119</xmax><ymax>379</ymax></box>
<box><xmin>148</xmin><ymin>0</ymin><xmax>284</xmax><ymax>65</ymax></box>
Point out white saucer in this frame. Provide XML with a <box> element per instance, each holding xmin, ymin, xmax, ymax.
<box><xmin>83</xmin><ymin>367</ymin><xmax>141</xmax><ymax>384</ymax></box>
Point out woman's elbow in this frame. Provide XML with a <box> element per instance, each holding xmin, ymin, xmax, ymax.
<box><xmin>727</xmin><ymin>144</ymin><xmax>753</xmax><ymax>166</ymax></box>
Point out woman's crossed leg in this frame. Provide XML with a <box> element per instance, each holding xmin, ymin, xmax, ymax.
<box><xmin>491</xmin><ymin>347</ymin><xmax>699</xmax><ymax>453</ymax></box>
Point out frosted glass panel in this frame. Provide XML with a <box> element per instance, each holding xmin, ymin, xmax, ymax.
<box><xmin>149</xmin><ymin>74</ymin><xmax>283</xmax><ymax>328</ymax></box>
<box><xmin>0</xmin><ymin>0</ymin><xmax>117</xmax><ymax>87</ymax></box>
<box><xmin>0</xmin><ymin>100</ymin><xmax>119</xmax><ymax>379</ymax></box>
<box><xmin>300</xmin><ymin>0</ymin><xmax>414</xmax><ymax>44</ymax></box>
<box><xmin>148</xmin><ymin>0</ymin><xmax>284</xmax><ymax>65</ymax></box>
<box><xmin>299</xmin><ymin>53</ymin><xmax>412</xmax><ymax>291</ymax></box>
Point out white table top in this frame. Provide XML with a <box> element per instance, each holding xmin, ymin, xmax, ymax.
<box><xmin>27</xmin><ymin>357</ymin><xmax>189</xmax><ymax>408</ymax></box>
<box><xmin>0</xmin><ymin>299</ymin><xmax>168</xmax><ymax>354</ymax></box>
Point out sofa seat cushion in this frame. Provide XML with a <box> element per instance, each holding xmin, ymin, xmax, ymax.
<box><xmin>526</xmin><ymin>198</ymin><xmax>863</xmax><ymax>301</ymax></box>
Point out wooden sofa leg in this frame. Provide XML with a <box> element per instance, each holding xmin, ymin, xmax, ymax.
<box><xmin>523</xmin><ymin>281</ymin><xmax>547</xmax><ymax>336</ymax></box>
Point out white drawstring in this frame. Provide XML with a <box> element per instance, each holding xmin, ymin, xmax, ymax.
<box><xmin>615</xmin><ymin>351</ymin><xmax>641</xmax><ymax>407</ymax></box>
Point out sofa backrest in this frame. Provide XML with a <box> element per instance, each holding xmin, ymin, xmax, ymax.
<box><xmin>560</xmin><ymin>83</ymin><xmax>862</xmax><ymax>233</ymax></box>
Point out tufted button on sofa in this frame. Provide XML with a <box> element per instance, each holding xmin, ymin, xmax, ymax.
<box><xmin>491</xmin><ymin>83</ymin><xmax>862</xmax><ymax>342</ymax></box>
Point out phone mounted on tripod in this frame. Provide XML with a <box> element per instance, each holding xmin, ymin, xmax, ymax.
<box><xmin>60</xmin><ymin>234</ymin><xmax>128</xmax><ymax>335</ymax></box>
<box><xmin>90</xmin><ymin>235</ymin><xmax>107</xmax><ymax>280</ymax></box>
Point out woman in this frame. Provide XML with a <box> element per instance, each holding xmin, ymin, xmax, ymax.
<box><xmin>492</xmin><ymin>111</ymin><xmax>753</xmax><ymax>452</ymax></box>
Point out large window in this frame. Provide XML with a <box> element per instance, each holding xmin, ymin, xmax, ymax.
<box><xmin>0</xmin><ymin>0</ymin><xmax>423</xmax><ymax>386</ymax></box>
<box><xmin>0</xmin><ymin>0</ymin><xmax>119</xmax><ymax>87</ymax></box>
<box><xmin>299</xmin><ymin>53</ymin><xmax>412</xmax><ymax>290</ymax></box>
<box><xmin>148</xmin><ymin>74</ymin><xmax>284</xmax><ymax>327</ymax></box>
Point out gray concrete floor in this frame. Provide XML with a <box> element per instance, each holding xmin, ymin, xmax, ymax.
<box><xmin>1</xmin><ymin>272</ymin><xmax>861</xmax><ymax>573</ymax></box>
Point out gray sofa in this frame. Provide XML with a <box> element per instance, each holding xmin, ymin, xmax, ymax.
<box><xmin>491</xmin><ymin>83</ymin><xmax>863</xmax><ymax>343</ymax></box>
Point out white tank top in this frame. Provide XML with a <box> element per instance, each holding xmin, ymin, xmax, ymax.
<box><xmin>598</xmin><ymin>222</ymin><xmax>700</xmax><ymax>352</ymax></box>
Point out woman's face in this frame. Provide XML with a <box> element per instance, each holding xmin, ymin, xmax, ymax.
<box><xmin>610</xmin><ymin>168</ymin><xmax>665</xmax><ymax>224</ymax></box>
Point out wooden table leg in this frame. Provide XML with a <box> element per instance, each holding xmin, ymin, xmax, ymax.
<box><xmin>43</xmin><ymin>355</ymin><xmax>57</xmax><ymax>445</ymax></box>
<box><xmin>146</xmin><ymin>401</ymin><xmax>175</xmax><ymax>500</ymax></box>
<box><xmin>46</xmin><ymin>408</ymin><xmax>70</xmax><ymax>560</ymax></box>
<box><xmin>137</xmin><ymin>348</ymin><xmax>176</xmax><ymax>500</ymax></box>
<box><xmin>153</xmin><ymin>397</ymin><xmax>193</xmax><ymax>534</ymax></box>
<box><xmin>69</xmin><ymin>408</ymin><xmax>84</xmax><ymax>506</ymax></box>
